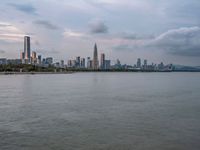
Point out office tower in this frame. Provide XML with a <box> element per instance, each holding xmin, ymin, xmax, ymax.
<box><xmin>137</xmin><ymin>58</ymin><xmax>141</xmax><ymax>68</ymax></box>
<box><xmin>46</xmin><ymin>57</ymin><xmax>53</xmax><ymax>65</ymax></box>
<box><xmin>87</xmin><ymin>57</ymin><xmax>91</xmax><ymax>68</ymax></box>
<box><xmin>100</xmin><ymin>53</ymin><xmax>105</xmax><ymax>70</ymax></box>
<box><xmin>24</xmin><ymin>36</ymin><xmax>31</xmax><ymax>61</ymax></box>
<box><xmin>105</xmin><ymin>60</ymin><xmax>111</xmax><ymax>70</ymax></box>
<box><xmin>68</xmin><ymin>60</ymin><xmax>72</xmax><ymax>68</ymax></box>
<box><xmin>20</xmin><ymin>52</ymin><xmax>24</xmax><ymax>60</ymax></box>
<box><xmin>76</xmin><ymin>56</ymin><xmax>80</xmax><ymax>68</ymax></box>
<box><xmin>144</xmin><ymin>59</ymin><xmax>147</xmax><ymax>66</ymax></box>
<box><xmin>80</xmin><ymin>58</ymin><xmax>85</xmax><ymax>68</ymax></box>
<box><xmin>144</xmin><ymin>59</ymin><xmax>147</xmax><ymax>70</ymax></box>
<box><xmin>42</xmin><ymin>58</ymin><xmax>46</xmax><ymax>65</ymax></box>
<box><xmin>31</xmin><ymin>51</ymin><xmax>37</xmax><ymax>64</ymax></box>
<box><xmin>60</xmin><ymin>60</ymin><xmax>64</xmax><ymax>67</ymax></box>
<box><xmin>32</xmin><ymin>51</ymin><xmax>37</xmax><ymax>59</ymax></box>
<box><xmin>38</xmin><ymin>55</ymin><xmax>42</xmax><ymax>64</ymax></box>
<box><xmin>93</xmin><ymin>43</ymin><xmax>99</xmax><ymax>70</ymax></box>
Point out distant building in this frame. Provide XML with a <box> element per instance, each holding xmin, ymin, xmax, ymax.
<box><xmin>31</xmin><ymin>51</ymin><xmax>37</xmax><ymax>64</ymax></box>
<box><xmin>80</xmin><ymin>58</ymin><xmax>85</xmax><ymax>68</ymax></box>
<box><xmin>76</xmin><ymin>56</ymin><xmax>81</xmax><ymax>68</ymax></box>
<box><xmin>60</xmin><ymin>60</ymin><xmax>64</xmax><ymax>68</ymax></box>
<box><xmin>100</xmin><ymin>53</ymin><xmax>105</xmax><ymax>70</ymax></box>
<box><xmin>20</xmin><ymin>52</ymin><xmax>24</xmax><ymax>60</ymax></box>
<box><xmin>37</xmin><ymin>55</ymin><xmax>42</xmax><ymax>64</ymax></box>
<box><xmin>105</xmin><ymin>60</ymin><xmax>111</xmax><ymax>70</ymax></box>
<box><xmin>93</xmin><ymin>43</ymin><xmax>99</xmax><ymax>70</ymax></box>
<box><xmin>114</xmin><ymin>59</ymin><xmax>121</xmax><ymax>69</ymax></box>
<box><xmin>7</xmin><ymin>59</ymin><xmax>21</xmax><ymax>65</ymax></box>
<box><xmin>143</xmin><ymin>59</ymin><xmax>147</xmax><ymax>70</ymax></box>
<box><xmin>24</xmin><ymin>36</ymin><xmax>31</xmax><ymax>62</ymax></box>
<box><xmin>0</xmin><ymin>58</ymin><xmax>7</xmax><ymax>65</ymax></box>
<box><xmin>87</xmin><ymin>57</ymin><xmax>92</xmax><ymax>69</ymax></box>
<box><xmin>137</xmin><ymin>58</ymin><xmax>141</xmax><ymax>68</ymax></box>
<box><xmin>46</xmin><ymin>57</ymin><xmax>53</xmax><ymax>65</ymax></box>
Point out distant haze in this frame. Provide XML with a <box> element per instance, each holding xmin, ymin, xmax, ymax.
<box><xmin>0</xmin><ymin>0</ymin><xmax>200</xmax><ymax>65</ymax></box>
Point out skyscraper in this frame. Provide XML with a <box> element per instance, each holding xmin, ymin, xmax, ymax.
<box><xmin>24</xmin><ymin>36</ymin><xmax>31</xmax><ymax>61</ymax></box>
<box><xmin>100</xmin><ymin>53</ymin><xmax>105</xmax><ymax>70</ymax></box>
<box><xmin>80</xmin><ymin>58</ymin><xmax>85</xmax><ymax>68</ymax></box>
<box><xmin>93</xmin><ymin>43</ymin><xmax>99</xmax><ymax>70</ymax></box>
<box><xmin>137</xmin><ymin>58</ymin><xmax>141</xmax><ymax>68</ymax></box>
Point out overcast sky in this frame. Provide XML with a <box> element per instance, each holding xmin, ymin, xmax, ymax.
<box><xmin>0</xmin><ymin>0</ymin><xmax>200</xmax><ymax>65</ymax></box>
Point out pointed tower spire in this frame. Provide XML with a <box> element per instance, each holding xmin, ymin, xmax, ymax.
<box><xmin>93</xmin><ymin>43</ymin><xmax>99</xmax><ymax>70</ymax></box>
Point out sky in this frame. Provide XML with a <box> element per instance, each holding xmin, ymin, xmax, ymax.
<box><xmin>0</xmin><ymin>0</ymin><xmax>200</xmax><ymax>66</ymax></box>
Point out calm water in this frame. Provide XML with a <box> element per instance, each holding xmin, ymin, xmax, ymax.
<box><xmin>0</xmin><ymin>72</ymin><xmax>200</xmax><ymax>150</ymax></box>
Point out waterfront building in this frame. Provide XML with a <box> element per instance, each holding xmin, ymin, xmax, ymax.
<box><xmin>20</xmin><ymin>52</ymin><xmax>24</xmax><ymax>60</ymax></box>
<box><xmin>105</xmin><ymin>60</ymin><xmax>111</xmax><ymax>70</ymax></box>
<box><xmin>76</xmin><ymin>56</ymin><xmax>81</xmax><ymax>68</ymax></box>
<box><xmin>87</xmin><ymin>57</ymin><xmax>91</xmax><ymax>69</ymax></box>
<box><xmin>100</xmin><ymin>53</ymin><xmax>105</xmax><ymax>70</ymax></box>
<box><xmin>38</xmin><ymin>55</ymin><xmax>42</xmax><ymax>64</ymax></box>
<box><xmin>143</xmin><ymin>59</ymin><xmax>147</xmax><ymax>70</ymax></box>
<box><xmin>0</xmin><ymin>58</ymin><xmax>7</xmax><ymax>65</ymax></box>
<box><xmin>24</xmin><ymin>36</ymin><xmax>31</xmax><ymax>62</ymax></box>
<box><xmin>93</xmin><ymin>43</ymin><xmax>99</xmax><ymax>70</ymax></box>
<box><xmin>80</xmin><ymin>58</ymin><xmax>85</xmax><ymax>68</ymax></box>
<box><xmin>137</xmin><ymin>58</ymin><xmax>141</xmax><ymax>68</ymax></box>
<box><xmin>31</xmin><ymin>51</ymin><xmax>37</xmax><ymax>64</ymax></box>
<box><xmin>46</xmin><ymin>57</ymin><xmax>53</xmax><ymax>65</ymax></box>
<box><xmin>60</xmin><ymin>60</ymin><xmax>64</xmax><ymax>68</ymax></box>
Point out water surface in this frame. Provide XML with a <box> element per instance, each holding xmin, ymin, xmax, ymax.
<box><xmin>0</xmin><ymin>72</ymin><xmax>200</xmax><ymax>150</ymax></box>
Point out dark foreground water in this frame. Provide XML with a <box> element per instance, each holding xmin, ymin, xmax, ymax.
<box><xmin>0</xmin><ymin>72</ymin><xmax>200</xmax><ymax>150</ymax></box>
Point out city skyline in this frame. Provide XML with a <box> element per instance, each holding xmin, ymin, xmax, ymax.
<box><xmin>0</xmin><ymin>0</ymin><xmax>200</xmax><ymax>66</ymax></box>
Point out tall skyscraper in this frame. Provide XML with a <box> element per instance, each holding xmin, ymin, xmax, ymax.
<box><xmin>24</xmin><ymin>36</ymin><xmax>31</xmax><ymax>61</ymax></box>
<box><xmin>80</xmin><ymin>58</ymin><xmax>85</xmax><ymax>68</ymax></box>
<box><xmin>137</xmin><ymin>58</ymin><xmax>141</xmax><ymax>68</ymax></box>
<box><xmin>20</xmin><ymin>52</ymin><xmax>24</xmax><ymax>60</ymax></box>
<box><xmin>100</xmin><ymin>53</ymin><xmax>105</xmax><ymax>70</ymax></box>
<box><xmin>76</xmin><ymin>56</ymin><xmax>80</xmax><ymax>68</ymax></box>
<box><xmin>93</xmin><ymin>43</ymin><xmax>99</xmax><ymax>70</ymax></box>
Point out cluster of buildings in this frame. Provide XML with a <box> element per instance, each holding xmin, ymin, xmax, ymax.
<box><xmin>67</xmin><ymin>44</ymin><xmax>111</xmax><ymax>70</ymax></box>
<box><xmin>0</xmin><ymin>36</ymin><xmax>173</xmax><ymax>71</ymax></box>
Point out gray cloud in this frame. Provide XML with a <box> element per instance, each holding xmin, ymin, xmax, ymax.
<box><xmin>0</xmin><ymin>24</ymin><xmax>12</xmax><ymax>27</ymax></box>
<box><xmin>121</xmin><ymin>33</ymin><xmax>155</xmax><ymax>40</ymax></box>
<box><xmin>113</xmin><ymin>26</ymin><xmax>200</xmax><ymax>57</ymax></box>
<box><xmin>113</xmin><ymin>44</ymin><xmax>136</xmax><ymax>52</ymax></box>
<box><xmin>89</xmin><ymin>20</ymin><xmax>108</xmax><ymax>34</ymax></box>
<box><xmin>8</xmin><ymin>3</ymin><xmax>37</xmax><ymax>15</ymax></box>
<box><xmin>0</xmin><ymin>50</ymin><xmax>5</xmax><ymax>54</ymax></box>
<box><xmin>33</xmin><ymin>20</ymin><xmax>59</xmax><ymax>30</ymax></box>
<box><xmin>151</xmin><ymin>27</ymin><xmax>200</xmax><ymax>56</ymax></box>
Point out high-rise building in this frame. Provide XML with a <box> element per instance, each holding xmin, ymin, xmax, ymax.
<box><xmin>87</xmin><ymin>57</ymin><xmax>91</xmax><ymax>69</ymax></box>
<box><xmin>46</xmin><ymin>57</ymin><xmax>53</xmax><ymax>65</ymax></box>
<box><xmin>20</xmin><ymin>52</ymin><xmax>24</xmax><ymax>60</ymax></box>
<box><xmin>32</xmin><ymin>51</ymin><xmax>37</xmax><ymax>59</ymax></box>
<box><xmin>24</xmin><ymin>36</ymin><xmax>31</xmax><ymax>61</ymax></box>
<box><xmin>80</xmin><ymin>58</ymin><xmax>85</xmax><ymax>68</ymax></box>
<box><xmin>137</xmin><ymin>58</ymin><xmax>141</xmax><ymax>68</ymax></box>
<box><xmin>31</xmin><ymin>51</ymin><xmax>37</xmax><ymax>64</ymax></box>
<box><xmin>38</xmin><ymin>55</ymin><xmax>42</xmax><ymax>64</ymax></box>
<box><xmin>105</xmin><ymin>60</ymin><xmax>111</xmax><ymax>70</ymax></box>
<box><xmin>93</xmin><ymin>43</ymin><xmax>99</xmax><ymax>70</ymax></box>
<box><xmin>76</xmin><ymin>56</ymin><xmax>80</xmax><ymax>68</ymax></box>
<box><xmin>100</xmin><ymin>53</ymin><xmax>105</xmax><ymax>70</ymax></box>
<box><xmin>143</xmin><ymin>59</ymin><xmax>147</xmax><ymax>70</ymax></box>
<box><xmin>60</xmin><ymin>60</ymin><xmax>64</xmax><ymax>68</ymax></box>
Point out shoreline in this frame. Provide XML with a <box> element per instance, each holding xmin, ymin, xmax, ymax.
<box><xmin>0</xmin><ymin>71</ymin><xmax>199</xmax><ymax>75</ymax></box>
<box><xmin>0</xmin><ymin>72</ymin><xmax>74</xmax><ymax>75</ymax></box>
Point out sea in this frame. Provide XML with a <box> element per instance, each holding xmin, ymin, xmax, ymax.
<box><xmin>0</xmin><ymin>72</ymin><xmax>200</xmax><ymax>150</ymax></box>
